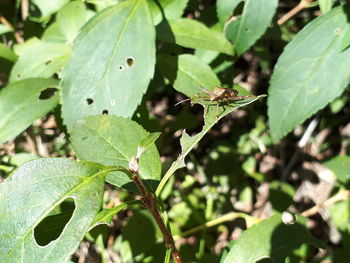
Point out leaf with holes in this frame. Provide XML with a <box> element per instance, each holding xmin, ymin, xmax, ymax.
<box><xmin>156</xmin><ymin>91</ymin><xmax>265</xmax><ymax>196</ymax></box>
<box><xmin>268</xmin><ymin>7</ymin><xmax>350</xmax><ymax>142</ymax></box>
<box><xmin>61</xmin><ymin>0</ymin><xmax>155</xmax><ymax>131</ymax></box>
<box><xmin>10</xmin><ymin>42</ymin><xmax>71</xmax><ymax>82</ymax></box>
<box><xmin>224</xmin><ymin>0</ymin><xmax>278</xmax><ymax>55</ymax></box>
<box><xmin>223</xmin><ymin>213</ymin><xmax>324</xmax><ymax>263</ymax></box>
<box><xmin>70</xmin><ymin>115</ymin><xmax>161</xmax><ymax>192</ymax></box>
<box><xmin>158</xmin><ymin>54</ymin><xmax>220</xmax><ymax>97</ymax></box>
<box><xmin>0</xmin><ymin>78</ymin><xmax>59</xmax><ymax>143</ymax></box>
<box><xmin>157</xmin><ymin>18</ymin><xmax>234</xmax><ymax>55</ymax></box>
<box><xmin>0</xmin><ymin>158</ymin><xmax>108</xmax><ymax>263</ymax></box>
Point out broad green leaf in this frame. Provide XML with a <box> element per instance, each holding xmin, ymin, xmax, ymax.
<box><xmin>61</xmin><ymin>0</ymin><xmax>155</xmax><ymax>131</ymax></box>
<box><xmin>319</xmin><ymin>0</ymin><xmax>333</xmax><ymax>14</ymax></box>
<box><xmin>0</xmin><ymin>158</ymin><xmax>107</xmax><ymax>263</ymax></box>
<box><xmin>0</xmin><ymin>43</ymin><xmax>17</xmax><ymax>62</ymax></box>
<box><xmin>158</xmin><ymin>54</ymin><xmax>220</xmax><ymax>96</ymax></box>
<box><xmin>156</xmin><ymin>91</ymin><xmax>265</xmax><ymax>196</ymax></box>
<box><xmin>56</xmin><ymin>1</ymin><xmax>88</xmax><ymax>44</ymax></box>
<box><xmin>10</xmin><ymin>42</ymin><xmax>71</xmax><ymax>82</ymax></box>
<box><xmin>268</xmin><ymin>7</ymin><xmax>350</xmax><ymax>142</ymax></box>
<box><xmin>0</xmin><ymin>78</ymin><xmax>59</xmax><ymax>143</ymax></box>
<box><xmin>89</xmin><ymin>200</ymin><xmax>140</xmax><ymax>230</ymax></box>
<box><xmin>70</xmin><ymin>115</ymin><xmax>161</xmax><ymax>192</ymax></box>
<box><xmin>31</xmin><ymin>0</ymin><xmax>69</xmax><ymax>18</ymax></box>
<box><xmin>323</xmin><ymin>155</ymin><xmax>350</xmax><ymax>184</ymax></box>
<box><xmin>223</xmin><ymin>213</ymin><xmax>324</xmax><ymax>263</ymax></box>
<box><xmin>225</xmin><ymin>0</ymin><xmax>278</xmax><ymax>55</ymax></box>
<box><xmin>148</xmin><ymin>0</ymin><xmax>189</xmax><ymax>25</ymax></box>
<box><xmin>42</xmin><ymin>22</ymin><xmax>68</xmax><ymax>43</ymax></box>
<box><xmin>216</xmin><ymin>0</ymin><xmax>242</xmax><ymax>26</ymax></box>
<box><xmin>157</xmin><ymin>18</ymin><xmax>234</xmax><ymax>55</ymax></box>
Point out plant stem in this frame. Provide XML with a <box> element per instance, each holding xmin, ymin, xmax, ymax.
<box><xmin>131</xmin><ymin>172</ymin><xmax>183</xmax><ymax>263</ymax></box>
<box><xmin>277</xmin><ymin>0</ymin><xmax>314</xmax><ymax>25</ymax></box>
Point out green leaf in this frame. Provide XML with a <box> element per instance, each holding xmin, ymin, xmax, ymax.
<box><xmin>158</xmin><ymin>54</ymin><xmax>220</xmax><ymax>96</ymax></box>
<box><xmin>156</xmin><ymin>91</ymin><xmax>265</xmax><ymax>196</ymax></box>
<box><xmin>10</xmin><ymin>42</ymin><xmax>71</xmax><ymax>82</ymax></box>
<box><xmin>0</xmin><ymin>78</ymin><xmax>59</xmax><ymax>143</ymax></box>
<box><xmin>340</xmin><ymin>26</ymin><xmax>350</xmax><ymax>51</ymax></box>
<box><xmin>323</xmin><ymin>155</ymin><xmax>350</xmax><ymax>184</ymax></box>
<box><xmin>157</xmin><ymin>18</ymin><xmax>234</xmax><ymax>55</ymax></box>
<box><xmin>89</xmin><ymin>200</ymin><xmax>139</xmax><ymax>230</ymax></box>
<box><xmin>268</xmin><ymin>7</ymin><xmax>350</xmax><ymax>142</ymax></box>
<box><xmin>137</xmin><ymin>132</ymin><xmax>161</xmax><ymax>158</ymax></box>
<box><xmin>223</xmin><ymin>213</ymin><xmax>324</xmax><ymax>263</ymax></box>
<box><xmin>70</xmin><ymin>115</ymin><xmax>161</xmax><ymax>192</ymax></box>
<box><xmin>31</xmin><ymin>0</ymin><xmax>69</xmax><ymax>18</ymax></box>
<box><xmin>56</xmin><ymin>1</ymin><xmax>88</xmax><ymax>44</ymax></box>
<box><xmin>216</xmin><ymin>0</ymin><xmax>242</xmax><ymax>26</ymax></box>
<box><xmin>148</xmin><ymin>0</ymin><xmax>189</xmax><ymax>25</ymax></box>
<box><xmin>0</xmin><ymin>24</ymin><xmax>13</xmax><ymax>35</ymax></box>
<box><xmin>329</xmin><ymin>200</ymin><xmax>350</xmax><ymax>232</ymax></box>
<box><xmin>224</xmin><ymin>0</ymin><xmax>278</xmax><ymax>55</ymax></box>
<box><xmin>0</xmin><ymin>43</ymin><xmax>17</xmax><ymax>62</ymax></box>
<box><xmin>0</xmin><ymin>158</ymin><xmax>107</xmax><ymax>263</ymax></box>
<box><xmin>61</xmin><ymin>0</ymin><xmax>155</xmax><ymax>131</ymax></box>
<box><xmin>319</xmin><ymin>0</ymin><xmax>333</xmax><ymax>14</ymax></box>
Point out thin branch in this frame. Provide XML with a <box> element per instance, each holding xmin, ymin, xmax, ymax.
<box><xmin>277</xmin><ymin>0</ymin><xmax>314</xmax><ymax>25</ymax></box>
<box><xmin>301</xmin><ymin>189</ymin><xmax>350</xmax><ymax>217</ymax></box>
<box><xmin>0</xmin><ymin>15</ymin><xmax>24</xmax><ymax>43</ymax></box>
<box><xmin>173</xmin><ymin>212</ymin><xmax>260</xmax><ymax>241</ymax></box>
<box><xmin>129</xmin><ymin>157</ymin><xmax>183</xmax><ymax>263</ymax></box>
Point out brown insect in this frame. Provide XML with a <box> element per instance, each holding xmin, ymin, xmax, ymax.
<box><xmin>176</xmin><ymin>86</ymin><xmax>256</xmax><ymax>120</ymax></box>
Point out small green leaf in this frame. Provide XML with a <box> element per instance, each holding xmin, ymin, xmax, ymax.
<box><xmin>10</xmin><ymin>42</ymin><xmax>71</xmax><ymax>82</ymax></box>
<box><xmin>56</xmin><ymin>1</ymin><xmax>88</xmax><ymax>43</ymax></box>
<box><xmin>31</xmin><ymin>0</ymin><xmax>69</xmax><ymax>18</ymax></box>
<box><xmin>0</xmin><ymin>43</ymin><xmax>17</xmax><ymax>62</ymax></box>
<box><xmin>323</xmin><ymin>155</ymin><xmax>350</xmax><ymax>184</ymax></box>
<box><xmin>70</xmin><ymin>115</ymin><xmax>161</xmax><ymax>192</ymax></box>
<box><xmin>319</xmin><ymin>0</ymin><xmax>333</xmax><ymax>14</ymax></box>
<box><xmin>216</xmin><ymin>0</ymin><xmax>242</xmax><ymax>26</ymax></box>
<box><xmin>158</xmin><ymin>54</ymin><xmax>220</xmax><ymax>96</ymax></box>
<box><xmin>148</xmin><ymin>0</ymin><xmax>189</xmax><ymax>25</ymax></box>
<box><xmin>268</xmin><ymin>7</ymin><xmax>350</xmax><ymax>142</ymax></box>
<box><xmin>223</xmin><ymin>213</ymin><xmax>324</xmax><ymax>263</ymax></box>
<box><xmin>0</xmin><ymin>24</ymin><xmax>13</xmax><ymax>35</ymax></box>
<box><xmin>89</xmin><ymin>200</ymin><xmax>140</xmax><ymax>230</ymax></box>
<box><xmin>0</xmin><ymin>158</ymin><xmax>107</xmax><ymax>263</ymax></box>
<box><xmin>225</xmin><ymin>0</ymin><xmax>278</xmax><ymax>55</ymax></box>
<box><xmin>61</xmin><ymin>0</ymin><xmax>156</xmax><ymax>131</ymax></box>
<box><xmin>340</xmin><ymin>26</ymin><xmax>350</xmax><ymax>51</ymax></box>
<box><xmin>157</xmin><ymin>18</ymin><xmax>234</xmax><ymax>55</ymax></box>
<box><xmin>0</xmin><ymin>78</ymin><xmax>59</xmax><ymax>143</ymax></box>
<box><xmin>137</xmin><ymin>132</ymin><xmax>161</xmax><ymax>158</ymax></box>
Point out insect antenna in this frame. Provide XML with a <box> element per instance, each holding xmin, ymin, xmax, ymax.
<box><xmin>175</xmin><ymin>98</ymin><xmax>191</xmax><ymax>106</ymax></box>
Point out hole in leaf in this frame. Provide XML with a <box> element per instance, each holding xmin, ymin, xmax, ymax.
<box><xmin>245</xmin><ymin>28</ymin><xmax>249</xmax><ymax>33</ymax></box>
<box><xmin>16</xmin><ymin>74</ymin><xmax>21</xmax><ymax>79</ymax></box>
<box><xmin>126</xmin><ymin>57</ymin><xmax>135</xmax><ymax>67</ymax></box>
<box><xmin>39</xmin><ymin>87</ymin><xmax>58</xmax><ymax>100</ymax></box>
<box><xmin>110</xmin><ymin>100</ymin><xmax>116</xmax><ymax>106</ymax></box>
<box><xmin>34</xmin><ymin>197</ymin><xmax>75</xmax><ymax>246</ymax></box>
<box><xmin>118</xmin><ymin>65</ymin><xmax>125</xmax><ymax>71</ymax></box>
<box><xmin>44</xmin><ymin>60</ymin><xmax>52</xmax><ymax>65</ymax></box>
<box><xmin>86</xmin><ymin>98</ymin><xmax>94</xmax><ymax>105</ymax></box>
<box><xmin>102</xmin><ymin>109</ymin><xmax>109</xmax><ymax>114</ymax></box>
